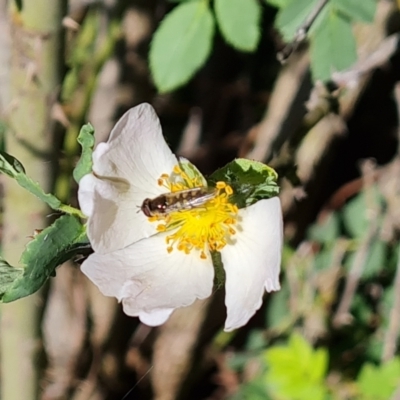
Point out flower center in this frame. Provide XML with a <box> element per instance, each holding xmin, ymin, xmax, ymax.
<box><xmin>148</xmin><ymin>165</ymin><xmax>238</xmax><ymax>259</ymax></box>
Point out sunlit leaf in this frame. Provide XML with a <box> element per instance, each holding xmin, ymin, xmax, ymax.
<box><xmin>0</xmin><ymin>258</ymin><xmax>23</xmax><ymax>299</ymax></box>
<box><xmin>357</xmin><ymin>358</ymin><xmax>400</xmax><ymax>400</ymax></box>
<box><xmin>73</xmin><ymin>123</ymin><xmax>95</xmax><ymax>183</ymax></box>
<box><xmin>264</xmin><ymin>333</ymin><xmax>329</xmax><ymax>400</ymax></box>
<box><xmin>275</xmin><ymin>0</ymin><xmax>319</xmax><ymax>41</ymax></box>
<box><xmin>333</xmin><ymin>0</ymin><xmax>376</xmax><ymax>23</ymax></box>
<box><xmin>310</xmin><ymin>10</ymin><xmax>357</xmax><ymax>81</ymax></box>
<box><xmin>209</xmin><ymin>158</ymin><xmax>279</xmax><ymax>209</ymax></box>
<box><xmin>0</xmin><ymin>151</ymin><xmax>83</xmax><ymax>217</ymax></box>
<box><xmin>215</xmin><ymin>0</ymin><xmax>262</xmax><ymax>52</ymax></box>
<box><xmin>0</xmin><ymin>151</ymin><xmax>61</xmax><ymax>210</ymax></box>
<box><xmin>2</xmin><ymin>215</ymin><xmax>90</xmax><ymax>302</ymax></box>
<box><xmin>149</xmin><ymin>0</ymin><xmax>215</xmax><ymax>93</ymax></box>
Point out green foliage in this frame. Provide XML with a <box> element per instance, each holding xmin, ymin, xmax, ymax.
<box><xmin>264</xmin><ymin>333</ymin><xmax>329</xmax><ymax>400</ymax></box>
<box><xmin>149</xmin><ymin>0</ymin><xmax>215</xmax><ymax>93</ymax></box>
<box><xmin>0</xmin><ymin>151</ymin><xmax>83</xmax><ymax>217</ymax></box>
<box><xmin>73</xmin><ymin>123</ymin><xmax>95</xmax><ymax>183</ymax></box>
<box><xmin>308</xmin><ymin>212</ymin><xmax>340</xmax><ymax>245</ymax></box>
<box><xmin>266</xmin><ymin>281</ymin><xmax>291</xmax><ymax>329</ymax></box>
<box><xmin>214</xmin><ymin>0</ymin><xmax>262</xmax><ymax>52</ymax></box>
<box><xmin>345</xmin><ymin>239</ymin><xmax>386</xmax><ymax>280</ymax></box>
<box><xmin>0</xmin><ymin>151</ymin><xmax>61</xmax><ymax>210</ymax></box>
<box><xmin>209</xmin><ymin>158</ymin><xmax>279</xmax><ymax>209</ymax></box>
<box><xmin>333</xmin><ymin>0</ymin><xmax>376</xmax><ymax>23</ymax></box>
<box><xmin>265</xmin><ymin>0</ymin><xmax>290</xmax><ymax>8</ymax></box>
<box><xmin>357</xmin><ymin>358</ymin><xmax>400</xmax><ymax>400</ymax></box>
<box><xmin>230</xmin><ymin>382</ymin><xmax>273</xmax><ymax>400</ymax></box>
<box><xmin>310</xmin><ymin>9</ymin><xmax>357</xmax><ymax>81</ymax></box>
<box><xmin>275</xmin><ymin>0</ymin><xmax>319</xmax><ymax>41</ymax></box>
<box><xmin>0</xmin><ymin>258</ymin><xmax>23</xmax><ymax>298</ymax></box>
<box><xmin>342</xmin><ymin>187</ymin><xmax>383</xmax><ymax>238</ymax></box>
<box><xmin>272</xmin><ymin>0</ymin><xmax>377</xmax><ymax>81</ymax></box>
<box><xmin>1</xmin><ymin>215</ymin><xmax>90</xmax><ymax>302</ymax></box>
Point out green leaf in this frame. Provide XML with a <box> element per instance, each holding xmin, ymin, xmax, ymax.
<box><xmin>307</xmin><ymin>212</ymin><xmax>339</xmax><ymax>245</ymax></box>
<box><xmin>0</xmin><ymin>152</ymin><xmax>60</xmax><ymax>208</ymax></box>
<box><xmin>2</xmin><ymin>215</ymin><xmax>90</xmax><ymax>302</ymax></box>
<box><xmin>264</xmin><ymin>333</ymin><xmax>329</xmax><ymax>400</ymax></box>
<box><xmin>357</xmin><ymin>359</ymin><xmax>400</xmax><ymax>400</ymax></box>
<box><xmin>333</xmin><ymin>0</ymin><xmax>376</xmax><ymax>23</ymax></box>
<box><xmin>0</xmin><ymin>258</ymin><xmax>23</xmax><ymax>298</ymax></box>
<box><xmin>342</xmin><ymin>188</ymin><xmax>384</xmax><ymax>238</ymax></box>
<box><xmin>0</xmin><ymin>151</ymin><xmax>84</xmax><ymax>217</ymax></box>
<box><xmin>266</xmin><ymin>282</ymin><xmax>291</xmax><ymax>329</ymax></box>
<box><xmin>149</xmin><ymin>0</ymin><xmax>215</xmax><ymax>93</ymax></box>
<box><xmin>208</xmin><ymin>158</ymin><xmax>279</xmax><ymax>208</ymax></box>
<box><xmin>275</xmin><ymin>0</ymin><xmax>319</xmax><ymax>41</ymax></box>
<box><xmin>231</xmin><ymin>382</ymin><xmax>272</xmax><ymax>400</ymax></box>
<box><xmin>214</xmin><ymin>0</ymin><xmax>262</xmax><ymax>52</ymax></box>
<box><xmin>344</xmin><ymin>240</ymin><xmax>386</xmax><ymax>280</ymax></box>
<box><xmin>265</xmin><ymin>0</ymin><xmax>290</xmax><ymax>8</ymax></box>
<box><xmin>73</xmin><ymin>123</ymin><xmax>95</xmax><ymax>183</ymax></box>
<box><xmin>309</xmin><ymin>10</ymin><xmax>357</xmax><ymax>81</ymax></box>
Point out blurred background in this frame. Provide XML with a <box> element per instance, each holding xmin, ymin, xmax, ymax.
<box><xmin>1</xmin><ymin>0</ymin><xmax>400</xmax><ymax>399</ymax></box>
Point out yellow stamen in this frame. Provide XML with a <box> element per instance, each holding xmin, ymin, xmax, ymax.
<box><xmin>145</xmin><ymin>165</ymin><xmax>239</xmax><ymax>259</ymax></box>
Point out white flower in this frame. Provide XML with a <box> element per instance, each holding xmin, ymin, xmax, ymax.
<box><xmin>78</xmin><ymin>103</ymin><xmax>283</xmax><ymax>331</ymax></box>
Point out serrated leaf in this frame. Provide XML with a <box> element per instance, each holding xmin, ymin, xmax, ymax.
<box><xmin>264</xmin><ymin>333</ymin><xmax>329</xmax><ymax>400</ymax></box>
<box><xmin>275</xmin><ymin>0</ymin><xmax>319</xmax><ymax>41</ymax></box>
<box><xmin>310</xmin><ymin>11</ymin><xmax>357</xmax><ymax>81</ymax></box>
<box><xmin>333</xmin><ymin>0</ymin><xmax>376</xmax><ymax>23</ymax></box>
<box><xmin>215</xmin><ymin>0</ymin><xmax>261</xmax><ymax>52</ymax></box>
<box><xmin>2</xmin><ymin>215</ymin><xmax>90</xmax><ymax>302</ymax></box>
<box><xmin>0</xmin><ymin>151</ymin><xmax>84</xmax><ymax>217</ymax></box>
<box><xmin>0</xmin><ymin>151</ymin><xmax>61</xmax><ymax>209</ymax></box>
<box><xmin>357</xmin><ymin>359</ymin><xmax>400</xmax><ymax>400</ymax></box>
<box><xmin>149</xmin><ymin>0</ymin><xmax>215</xmax><ymax>93</ymax></box>
<box><xmin>0</xmin><ymin>258</ymin><xmax>23</xmax><ymax>298</ymax></box>
<box><xmin>73</xmin><ymin>123</ymin><xmax>95</xmax><ymax>183</ymax></box>
<box><xmin>208</xmin><ymin>158</ymin><xmax>279</xmax><ymax>208</ymax></box>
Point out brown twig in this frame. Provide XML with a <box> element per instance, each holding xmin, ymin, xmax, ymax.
<box><xmin>382</xmin><ymin>244</ymin><xmax>400</xmax><ymax>362</ymax></box>
<box><xmin>277</xmin><ymin>0</ymin><xmax>330</xmax><ymax>63</ymax></box>
<box><xmin>332</xmin><ymin>160</ymin><xmax>381</xmax><ymax>328</ymax></box>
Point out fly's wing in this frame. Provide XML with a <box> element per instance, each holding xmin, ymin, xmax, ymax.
<box><xmin>183</xmin><ymin>189</ymin><xmax>218</xmax><ymax>209</ymax></box>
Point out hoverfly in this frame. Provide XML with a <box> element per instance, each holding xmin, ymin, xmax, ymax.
<box><xmin>141</xmin><ymin>187</ymin><xmax>218</xmax><ymax>217</ymax></box>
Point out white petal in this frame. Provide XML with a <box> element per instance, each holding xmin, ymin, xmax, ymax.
<box><xmin>136</xmin><ymin>308</ymin><xmax>174</xmax><ymax>326</ymax></box>
<box><xmin>81</xmin><ymin>231</ymin><xmax>214</xmax><ymax>323</ymax></box>
<box><xmin>221</xmin><ymin>197</ymin><xmax>283</xmax><ymax>331</ymax></box>
<box><xmin>78</xmin><ymin>173</ymin><xmax>97</xmax><ymax>218</ymax></box>
<box><xmin>78</xmin><ymin>103</ymin><xmax>179</xmax><ymax>252</ymax></box>
<box><xmin>79</xmin><ymin>172</ymin><xmax>158</xmax><ymax>253</ymax></box>
<box><xmin>93</xmin><ymin>103</ymin><xmax>178</xmax><ymax>192</ymax></box>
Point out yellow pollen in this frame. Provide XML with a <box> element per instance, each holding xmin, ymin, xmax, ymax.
<box><xmin>157</xmin><ymin>178</ymin><xmax>164</xmax><ymax>186</ymax></box>
<box><xmin>147</xmin><ymin>166</ymin><xmax>239</xmax><ymax>259</ymax></box>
